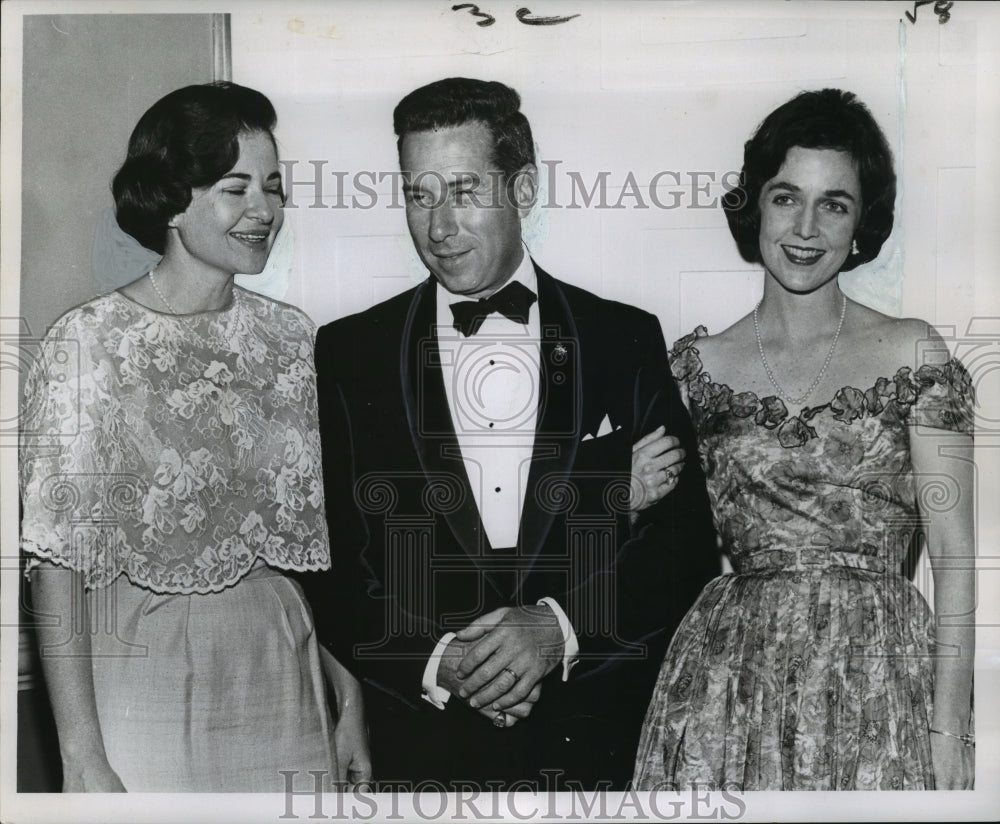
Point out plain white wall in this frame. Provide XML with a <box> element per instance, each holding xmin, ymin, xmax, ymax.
<box><xmin>231</xmin><ymin>0</ymin><xmax>982</xmax><ymax>348</ymax></box>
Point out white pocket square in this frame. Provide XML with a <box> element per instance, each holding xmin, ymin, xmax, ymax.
<box><xmin>581</xmin><ymin>414</ymin><xmax>621</xmax><ymax>441</ymax></box>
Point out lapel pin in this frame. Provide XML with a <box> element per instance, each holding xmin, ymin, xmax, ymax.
<box><xmin>553</xmin><ymin>343</ymin><xmax>567</xmax><ymax>358</ymax></box>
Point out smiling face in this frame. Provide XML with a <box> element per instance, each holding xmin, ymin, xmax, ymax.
<box><xmin>168</xmin><ymin>130</ymin><xmax>284</xmax><ymax>278</ymax></box>
<box><xmin>758</xmin><ymin>146</ymin><xmax>862</xmax><ymax>294</ymax></box>
<box><xmin>400</xmin><ymin>122</ymin><xmax>535</xmax><ymax>299</ymax></box>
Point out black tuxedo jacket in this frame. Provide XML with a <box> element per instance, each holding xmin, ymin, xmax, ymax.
<box><xmin>304</xmin><ymin>263</ymin><xmax>718</xmax><ymax>787</ymax></box>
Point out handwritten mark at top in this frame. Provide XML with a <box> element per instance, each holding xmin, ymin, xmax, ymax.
<box><xmin>515</xmin><ymin>7</ymin><xmax>582</xmax><ymax>26</ymax></box>
<box><xmin>904</xmin><ymin>1</ymin><xmax>954</xmax><ymax>25</ymax></box>
<box><xmin>452</xmin><ymin>4</ymin><xmax>497</xmax><ymax>27</ymax></box>
<box><xmin>452</xmin><ymin>4</ymin><xmax>581</xmax><ymax>28</ymax></box>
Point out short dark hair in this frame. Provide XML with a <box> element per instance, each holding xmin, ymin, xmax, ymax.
<box><xmin>112</xmin><ymin>82</ymin><xmax>278</xmax><ymax>254</ymax></box>
<box><xmin>722</xmin><ymin>88</ymin><xmax>896</xmax><ymax>272</ymax></box>
<box><xmin>393</xmin><ymin>77</ymin><xmax>535</xmax><ymax>180</ymax></box>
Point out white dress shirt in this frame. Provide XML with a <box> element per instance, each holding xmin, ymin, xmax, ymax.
<box><xmin>437</xmin><ymin>251</ymin><xmax>540</xmax><ymax>548</ymax></box>
<box><xmin>421</xmin><ymin>248</ymin><xmax>579</xmax><ymax>708</ymax></box>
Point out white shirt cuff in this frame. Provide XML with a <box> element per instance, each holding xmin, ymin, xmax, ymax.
<box><xmin>421</xmin><ymin>632</ymin><xmax>456</xmax><ymax>709</ymax></box>
<box><xmin>538</xmin><ymin>597</ymin><xmax>579</xmax><ymax>680</ymax></box>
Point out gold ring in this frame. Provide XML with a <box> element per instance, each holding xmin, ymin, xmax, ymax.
<box><xmin>502</xmin><ymin>667</ymin><xmax>518</xmax><ymax>681</ymax></box>
<box><xmin>493</xmin><ymin>711</ymin><xmax>507</xmax><ymax>728</ymax></box>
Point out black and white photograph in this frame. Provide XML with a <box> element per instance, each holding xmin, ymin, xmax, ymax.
<box><xmin>1</xmin><ymin>1</ymin><xmax>998</xmax><ymax>821</ymax></box>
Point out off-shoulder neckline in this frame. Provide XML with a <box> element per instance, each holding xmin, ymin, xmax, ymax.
<box><xmin>668</xmin><ymin>326</ymin><xmax>973</xmax><ymax>441</ymax></box>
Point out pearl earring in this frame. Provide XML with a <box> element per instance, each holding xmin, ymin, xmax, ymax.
<box><xmin>851</xmin><ymin>238</ymin><xmax>860</xmax><ymax>256</ymax></box>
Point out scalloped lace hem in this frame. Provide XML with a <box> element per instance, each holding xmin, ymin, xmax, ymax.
<box><xmin>21</xmin><ymin>545</ymin><xmax>330</xmax><ymax>595</ymax></box>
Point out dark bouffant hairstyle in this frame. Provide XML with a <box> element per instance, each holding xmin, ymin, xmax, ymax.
<box><xmin>112</xmin><ymin>82</ymin><xmax>277</xmax><ymax>253</ymax></box>
<box><xmin>393</xmin><ymin>77</ymin><xmax>535</xmax><ymax>180</ymax></box>
<box><xmin>722</xmin><ymin>88</ymin><xmax>896</xmax><ymax>272</ymax></box>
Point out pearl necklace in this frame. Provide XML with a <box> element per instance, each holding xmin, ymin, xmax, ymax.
<box><xmin>146</xmin><ymin>267</ymin><xmax>235</xmax><ymax>343</ymax></box>
<box><xmin>753</xmin><ymin>295</ymin><xmax>847</xmax><ymax>406</ymax></box>
<box><xmin>148</xmin><ymin>266</ymin><xmax>183</xmax><ymax>316</ymax></box>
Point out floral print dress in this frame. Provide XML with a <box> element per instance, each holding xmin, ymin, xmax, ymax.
<box><xmin>633</xmin><ymin>327</ymin><xmax>974</xmax><ymax>791</ymax></box>
<box><xmin>20</xmin><ymin>287</ymin><xmax>337</xmax><ymax>791</ymax></box>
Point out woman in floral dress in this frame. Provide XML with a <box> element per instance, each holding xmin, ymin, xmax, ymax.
<box><xmin>632</xmin><ymin>89</ymin><xmax>974</xmax><ymax>790</ymax></box>
<box><xmin>20</xmin><ymin>83</ymin><xmax>369</xmax><ymax>791</ymax></box>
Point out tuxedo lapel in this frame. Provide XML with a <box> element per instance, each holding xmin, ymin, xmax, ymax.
<box><xmin>400</xmin><ymin>279</ymin><xmax>510</xmax><ymax>596</ymax></box>
<box><xmin>516</xmin><ymin>266</ymin><xmax>582</xmax><ymax>584</ymax></box>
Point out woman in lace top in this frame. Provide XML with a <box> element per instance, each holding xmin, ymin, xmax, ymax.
<box><xmin>20</xmin><ymin>83</ymin><xmax>369</xmax><ymax>791</ymax></box>
<box><xmin>632</xmin><ymin>89</ymin><xmax>974</xmax><ymax>790</ymax></box>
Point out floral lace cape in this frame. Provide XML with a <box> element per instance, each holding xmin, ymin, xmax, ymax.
<box><xmin>20</xmin><ymin>287</ymin><xmax>331</xmax><ymax>594</ymax></box>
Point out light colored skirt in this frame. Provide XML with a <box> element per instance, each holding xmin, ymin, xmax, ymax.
<box><xmin>88</xmin><ymin>563</ymin><xmax>337</xmax><ymax>792</ymax></box>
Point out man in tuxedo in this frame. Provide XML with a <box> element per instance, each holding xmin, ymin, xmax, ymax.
<box><xmin>306</xmin><ymin>77</ymin><xmax>718</xmax><ymax>790</ymax></box>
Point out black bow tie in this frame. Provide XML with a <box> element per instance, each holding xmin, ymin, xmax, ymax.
<box><xmin>449</xmin><ymin>280</ymin><xmax>537</xmax><ymax>337</ymax></box>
